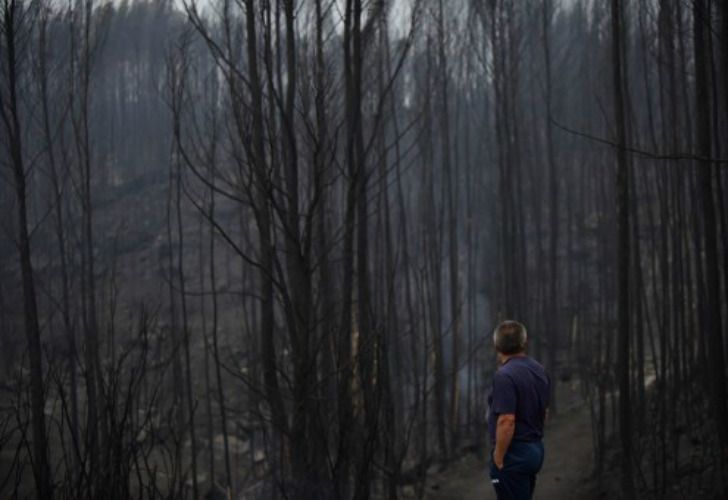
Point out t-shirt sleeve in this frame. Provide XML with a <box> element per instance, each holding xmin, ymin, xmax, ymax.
<box><xmin>492</xmin><ymin>372</ymin><xmax>517</xmax><ymax>415</ymax></box>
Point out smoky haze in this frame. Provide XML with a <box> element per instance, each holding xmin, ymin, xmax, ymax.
<box><xmin>0</xmin><ymin>0</ymin><xmax>726</xmax><ymax>499</ymax></box>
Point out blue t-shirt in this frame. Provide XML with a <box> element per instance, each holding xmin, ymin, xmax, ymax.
<box><xmin>487</xmin><ymin>356</ymin><xmax>550</xmax><ymax>443</ymax></box>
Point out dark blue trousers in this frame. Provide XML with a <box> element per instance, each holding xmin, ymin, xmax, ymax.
<box><xmin>489</xmin><ymin>440</ymin><xmax>544</xmax><ymax>500</ymax></box>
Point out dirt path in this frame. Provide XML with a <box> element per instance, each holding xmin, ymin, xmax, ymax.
<box><xmin>424</xmin><ymin>383</ymin><xmax>595</xmax><ymax>500</ymax></box>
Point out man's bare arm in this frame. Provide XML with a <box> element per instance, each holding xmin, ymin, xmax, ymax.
<box><xmin>493</xmin><ymin>413</ymin><xmax>515</xmax><ymax>469</ymax></box>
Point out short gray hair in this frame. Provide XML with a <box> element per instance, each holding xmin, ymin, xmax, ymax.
<box><xmin>493</xmin><ymin>320</ymin><xmax>528</xmax><ymax>355</ymax></box>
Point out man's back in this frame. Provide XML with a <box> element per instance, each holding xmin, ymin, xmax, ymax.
<box><xmin>488</xmin><ymin>356</ymin><xmax>550</xmax><ymax>444</ymax></box>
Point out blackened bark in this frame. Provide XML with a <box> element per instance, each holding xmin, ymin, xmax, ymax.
<box><xmin>0</xmin><ymin>2</ymin><xmax>52</xmax><ymax>496</ymax></box>
<box><xmin>610</xmin><ymin>0</ymin><xmax>635</xmax><ymax>495</ymax></box>
<box><xmin>693</xmin><ymin>0</ymin><xmax>728</xmax><ymax>478</ymax></box>
<box><xmin>542</xmin><ymin>0</ymin><xmax>559</xmax><ymax>415</ymax></box>
<box><xmin>244</xmin><ymin>0</ymin><xmax>288</xmax><ymax>471</ymax></box>
<box><xmin>437</xmin><ymin>0</ymin><xmax>461</xmax><ymax>454</ymax></box>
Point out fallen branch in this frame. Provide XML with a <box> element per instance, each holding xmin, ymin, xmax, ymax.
<box><xmin>551</xmin><ymin>116</ymin><xmax>728</xmax><ymax>164</ymax></box>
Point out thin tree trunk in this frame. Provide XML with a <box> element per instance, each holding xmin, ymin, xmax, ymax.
<box><xmin>610</xmin><ymin>0</ymin><xmax>634</xmax><ymax>495</ymax></box>
<box><xmin>542</xmin><ymin>0</ymin><xmax>559</xmax><ymax>415</ymax></box>
<box><xmin>244</xmin><ymin>0</ymin><xmax>288</xmax><ymax>484</ymax></box>
<box><xmin>38</xmin><ymin>9</ymin><xmax>80</xmax><ymax>466</ymax></box>
<box><xmin>174</xmin><ymin>135</ymin><xmax>199</xmax><ymax>500</ymax></box>
<box><xmin>208</xmin><ymin>150</ymin><xmax>232</xmax><ymax>491</ymax></box>
<box><xmin>693</xmin><ymin>0</ymin><xmax>728</xmax><ymax>482</ymax></box>
<box><xmin>0</xmin><ymin>3</ymin><xmax>52</xmax><ymax>495</ymax></box>
<box><xmin>71</xmin><ymin>2</ymin><xmax>103</xmax><ymax>482</ymax></box>
<box><xmin>437</xmin><ymin>0</ymin><xmax>461</xmax><ymax>454</ymax></box>
<box><xmin>200</xmin><ymin>215</ymin><xmax>215</xmax><ymax>484</ymax></box>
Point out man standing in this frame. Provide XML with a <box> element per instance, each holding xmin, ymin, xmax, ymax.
<box><xmin>488</xmin><ymin>320</ymin><xmax>550</xmax><ymax>499</ymax></box>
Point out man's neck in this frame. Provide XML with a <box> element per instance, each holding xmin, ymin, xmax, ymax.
<box><xmin>498</xmin><ymin>352</ymin><xmax>527</xmax><ymax>366</ymax></box>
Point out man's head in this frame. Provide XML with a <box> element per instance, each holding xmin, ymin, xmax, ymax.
<box><xmin>493</xmin><ymin>320</ymin><xmax>528</xmax><ymax>356</ymax></box>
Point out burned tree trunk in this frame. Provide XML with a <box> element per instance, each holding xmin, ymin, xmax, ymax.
<box><xmin>542</xmin><ymin>0</ymin><xmax>559</xmax><ymax>415</ymax></box>
<box><xmin>693</xmin><ymin>0</ymin><xmax>728</xmax><ymax>479</ymax></box>
<box><xmin>610</xmin><ymin>0</ymin><xmax>635</xmax><ymax>496</ymax></box>
<box><xmin>0</xmin><ymin>2</ymin><xmax>52</xmax><ymax>496</ymax></box>
<box><xmin>243</xmin><ymin>0</ymin><xmax>288</xmax><ymax>475</ymax></box>
<box><xmin>436</xmin><ymin>0</ymin><xmax>462</xmax><ymax>454</ymax></box>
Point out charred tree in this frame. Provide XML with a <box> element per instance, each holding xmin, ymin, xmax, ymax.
<box><xmin>0</xmin><ymin>1</ymin><xmax>52</xmax><ymax>496</ymax></box>
<box><xmin>693</xmin><ymin>0</ymin><xmax>728</xmax><ymax>479</ymax></box>
<box><xmin>610</xmin><ymin>0</ymin><xmax>635</xmax><ymax>496</ymax></box>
